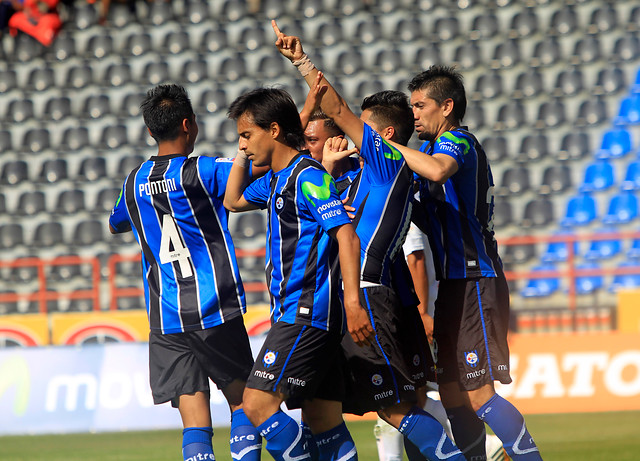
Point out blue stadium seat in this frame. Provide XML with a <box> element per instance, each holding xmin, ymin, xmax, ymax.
<box><xmin>520</xmin><ymin>264</ymin><xmax>561</xmax><ymax>298</ymax></box>
<box><xmin>610</xmin><ymin>261</ymin><xmax>640</xmax><ymax>292</ymax></box>
<box><xmin>632</xmin><ymin>67</ymin><xmax>640</xmax><ymax>95</ymax></box>
<box><xmin>579</xmin><ymin>161</ymin><xmax>614</xmax><ymax>192</ymax></box>
<box><xmin>561</xmin><ymin>193</ymin><xmax>598</xmax><ymax>227</ymax></box>
<box><xmin>584</xmin><ymin>229</ymin><xmax>622</xmax><ymax>260</ymax></box>
<box><xmin>627</xmin><ymin>239</ymin><xmax>640</xmax><ymax>259</ymax></box>
<box><xmin>621</xmin><ymin>161</ymin><xmax>640</xmax><ymax>191</ymax></box>
<box><xmin>595</xmin><ymin>128</ymin><xmax>633</xmax><ymax>159</ymax></box>
<box><xmin>574</xmin><ymin>263</ymin><xmax>604</xmax><ymax>295</ymax></box>
<box><xmin>614</xmin><ymin>95</ymin><xmax>640</xmax><ymax>126</ymax></box>
<box><xmin>540</xmin><ymin>231</ymin><xmax>577</xmax><ymax>263</ymax></box>
<box><xmin>602</xmin><ymin>191</ymin><xmax>639</xmax><ymax>225</ymax></box>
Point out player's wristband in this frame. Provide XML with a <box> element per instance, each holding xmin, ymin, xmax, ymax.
<box><xmin>234</xmin><ymin>150</ymin><xmax>249</xmax><ymax>168</ymax></box>
<box><xmin>292</xmin><ymin>53</ymin><xmax>316</xmax><ymax>77</ymax></box>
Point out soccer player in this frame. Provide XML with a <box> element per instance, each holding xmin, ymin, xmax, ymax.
<box><xmin>108</xmin><ymin>84</ymin><xmax>262</xmax><ymax>461</ymax></box>
<box><xmin>223</xmin><ymin>86</ymin><xmax>374</xmax><ymax>461</ymax></box>
<box><xmin>388</xmin><ymin>65</ymin><xmax>543</xmax><ymax>460</ymax></box>
<box><xmin>272</xmin><ymin>21</ymin><xmax>465</xmax><ymax>461</ymax></box>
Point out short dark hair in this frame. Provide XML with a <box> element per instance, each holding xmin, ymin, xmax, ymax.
<box><xmin>228</xmin><ymin>87</ymin><xmax>305</xmax><ymax>150</ymax></box>
<box><xmin>408</xmin><ymin>65</ymin><xmax>467</xmax><ymax>123</ymax></box>
<box><xmin>360</xmin><ymin>90</ymin><xmax>414</xmax><ymax>146</ymax></box>
<box><xmin>141</xmin><ymin>84</ymin><xmax>194</xmax><ymax>143</ymax></box>
<box><xmin>308</xmin><ymin>110</ymin><xmax>344</xmax><ymax>137</ymax></box>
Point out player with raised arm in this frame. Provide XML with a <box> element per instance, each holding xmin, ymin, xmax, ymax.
<box><xmin>223</xmin><ymin>87</ymin><xmax>373</xmax><ymax>461</ymax></box>
<box><xmin>387</xmin><ymin>66</ymin><xmax>543</xmax><ymax>460</ymax></box>
<box><xmin>108</xmin><ymin>84</ymin><xmax>262</xmax><ymax>461</ymax></box>
<box><xmin>272</xmin><ymin>21</ymin><xmax>465</xmax><ymax>461</ymax></box>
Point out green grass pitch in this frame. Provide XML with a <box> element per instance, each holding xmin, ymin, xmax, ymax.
<box><xmin>1</xmin><ymin>411</ymin><xmax>639</xmax><ymax>460</ymax></box>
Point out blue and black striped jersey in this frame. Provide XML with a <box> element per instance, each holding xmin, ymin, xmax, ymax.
<box><xmin>109</xmin><ymin>154</ymin><xmax>246</xmax><ymax>334</ymax></box>
<box><xmin>416</xmin><ymin>128</ymin><xmax>502</xmax><ymax>280</ymax></box>
<box><xmin>243</xmin><ymin>153</ymin><xmax>351</xmax><ymax>333</ymax></box>
<box><xmin>343</xmin><ymin>124</ymin><xmax>414</xmax><ymax>287</ymax></box>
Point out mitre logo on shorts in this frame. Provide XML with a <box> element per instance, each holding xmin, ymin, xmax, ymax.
<box><xmin>275</xmin><ymin>195</ymin><xmax>284</xmax><ymax>210</ymax></box>
<box><xmin>371</xmin><ymin>374</ymin><xmax>383</xmax><ymax>386</ymax></box>
<box><xmin>263</xmin><ymin>350</ymin><xmax>278</xmax><ymax>368</ymax></box>
<box><xmin>464</xmin><ymin>350</ymin><xmax>479</xmax><ymax>368</ymax></box>
<box><xmin>413</xmin><ymin>354</ymin><xmax>420</xmax><ymax>366</ymax></box>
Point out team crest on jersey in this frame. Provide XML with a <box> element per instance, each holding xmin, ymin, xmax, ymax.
<box><xmin>263</xmin><ymin>350</ymin><xmax>278</xmax><ymax>368</ymax></box>
<box><xmin>464</xmin><ymin>350</ymin><xmax>479</xmax><ymax>368</ymax></box>
<box><xmin>413</xmin><ymin>354</ymin><xmax>420</xmax><ymax>366</ymax></box>
<box><xmin>275</xmin><ymin>194</ymin><xmax>285</xmax><ymax>210</ymax></box>
<box><xmin>371</xmin><ymin>374</ymin><xmax>383</xmax><ymax>386</ymax></box>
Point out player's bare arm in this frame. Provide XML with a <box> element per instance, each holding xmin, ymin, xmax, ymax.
<box><xmin>272</xmin><ymin>21</ymin><xmax>365</xmax><ymax>150</ymax></box>
<box><xmin>331</xmin><ymin>224</ymin><xmax>374</xmax><ymax>347</ymax></box>
<box><xmin>406</xmin><ymin>250</ymin><xmax>434</xmax><ymax>343</ymax></box>
<box><xmin>322</xmin><ymin>136</ymin><xmax>358</xmax><ymax>177</ymax></box>
<box><xmin>299</xmin><ymin>76</ymin><xmax>327</xmax><ymax>129</ymax></box>
<box><xmin>223</xmin><ymin>150</ymin><xmax>258</xmax><ymax>212</ymax></box>
<box><xmin>387</xmin><ymin>139</ymin><xmax>459</xmax><ymax>184</ymax></box>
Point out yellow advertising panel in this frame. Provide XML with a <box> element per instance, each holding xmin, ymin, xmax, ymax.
<box><xmin>0</xmin><ymin>314</ymin><xmax>50</xmax><ymax>346</ymax></box>
<box><xmin>50</xmin><ymin>311</ymin><xmax>149</xmax><ymax>345</ymax></box>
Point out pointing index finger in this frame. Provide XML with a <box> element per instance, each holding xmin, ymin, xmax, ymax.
<box><xmin>271</xmin><ymin>19</ymin><xmax>282</xmax><ymax>37</ymax></box>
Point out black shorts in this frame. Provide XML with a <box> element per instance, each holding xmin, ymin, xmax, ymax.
<box><xmin>433</xmin><ymin>273</ymin><xmax>512</xmax><ymax>391</ymax></box>
<box><xmin>341</xmin><ymin>285</ymin><xmax>435</xmax><ymax>416</ymax></box>
<box><xmin>149</xmin><ymin>315</ymin><xmax>254</xmax><ymax>407</ymax></box>
<box><xmin>246</xmin><ymin>321</ymin><xmax>346</xmax><ymax>409</ymax></box>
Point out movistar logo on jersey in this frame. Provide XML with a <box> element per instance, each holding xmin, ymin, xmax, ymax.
<box><xmin>301</xmin><ymin>173</ymin><xmax>333</xmax><ymax>207</ymax></box>
<box><xmin>382</xmin><ymin>139</ymin><xmax>403</xmax><ymax>160</ymax></box>
<box><xmin>441</xmin><ymin>131</ymin><xmax>471</xmax><ymax>155</ymax></box>
<box><xmin>115</xmin><ymin>189</ymin><xmax>123</xmax><ymax>207</ymax></box>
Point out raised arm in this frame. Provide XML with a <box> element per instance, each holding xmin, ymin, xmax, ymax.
<box><xmin>272</xmin><ymin>20</ymin><xmax>365</xmax><ymax>150</ymax></box>
<box><xmin>387</xmin><ymin>139</ymin><xmax>459</xmax><ymax>184</ymax></box>
<box><xmin>330</xmin><ymin>223</ymin><xmax>374</xmax><ymax>347</ymax></box>
<box><xmin>223</xmin><ymin>150</ymin><xmax>259</xmax><ymax>212</ymax></box>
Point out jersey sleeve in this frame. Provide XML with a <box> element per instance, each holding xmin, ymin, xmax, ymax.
<box><xmin>243</xmin><ymin>171</ymin><xmax>271</xmax><ymax>209</ymax></box>
<box><xmin>359</xmin><ymin>123</ymin><xmax>405</xmax><ymax>184</ymax></box>
<box><xmin>109</xmin><ymin>185</ymin><xmax>132</xmax><ymax>233</ymax></box>
<box><xmin>432</xmin><ymin>130</ymin><xmax>472</xmax><ymax>169</ymax></box>
<box><xmin>299</xmin><ymin>168</ymin><xmax>352</xmax><ymax>233</ymax></box>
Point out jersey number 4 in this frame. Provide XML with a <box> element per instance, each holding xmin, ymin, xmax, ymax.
<box><xmin>159</xmin><ymin>214</ymin><xmax>193</xmax><ymax>277</ymax></box>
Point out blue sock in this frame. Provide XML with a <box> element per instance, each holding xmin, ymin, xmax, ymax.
<box><xmin>398</xmin><ymin>407</ymin><xmax>465</xmax><ymax>461</ymax></box>
<box><xmin>230</xmin><ymin>409</ymin><xmax>262</xmax><ymax>460</ymax></box>
<box><xmin>256</xmin><ymin>410</ymin><xmax>310</xmax><ymax>461</ymax></box>
<box><xmin>301</xmin><ymin>421</ymin><xmax>319</xmax><ymax>461</ymax></box>
<box><xmin>182</xmin><ymin>426</ymin><xmax>215</xmax><ymax>461</ymax></box>
<box><xmin>446</xmin><ymin>405</ymin><xmax>487</xmax><ymax>460</ymax></box>
<box><xmin>477</xmin><ymin>394</ymin><xmax>542</xmax><ymax>460</ymax></box>
<box><xmin>314</xmin><ymin>422</ymin><xmax>357</xmax><ymax>461</ymax></box>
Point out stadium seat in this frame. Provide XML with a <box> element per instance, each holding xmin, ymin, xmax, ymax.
<box><xmin>433</xmin><ymin>16</ymin><xmax>460</xmax><ymax>41</ymax></box>
<box><xmin>393</xmin><ymin>17</ymin><xmax>422</xmax><ymax>43</ymax></box>
<box><xmin>602</xmin><ymin>191</ymin><xmax>639</xmax><ymax>225</ymax></box>
<box><xmin>515</xmin><ymin>71</ymin><xmax>546</xmax><ymax>99</ymax></box>
<box><xmin>61</xmin><ymin>126</ymin><xmax>90</xmax><ymax>151</ymax></box>
<box><xmin>234</xmin><ymin>212</ymin><xmax>266</xmax><ymax>242</ymax></box>
<box><xmin>7</xmin><ymin>99</ymin><xmax>34</xmax><ymax>123</ymax></box>
<box><xmin>100</xmin><ymin>125</ymin><xmax>129</xmax><ymax>149</ymax></box>
<box><xmin>22</xmin><ymin>128</ymin><xmax>51</xmax><ymax>153</ymax></box>
<box><xmin>621</xmin><ymin>161</ymin><xmax>640</xmax><ymax>191</ymax></box>
<box><xmin>594</xmin><ymin>67</ymin><xmax>626</xmax><ymax>96</ymax></box>
<box><xmin>374</xmin><ymin>48</ymin><xmax>402</xmax><ymax>75</ymax></box>
<box><xmin>561</xmin><ymin>193</ymin><xmax>598</xmax><ymax>227</ymax></box>
<box><xmin>0</xmin><ymin>130</ymin><xmax>12</xmax><ymax>152</ymax></box>
<box><xmin>508</xmin><ymin>7</ymin><xmax>538</xmax><ymax>38</ymax></box>
<box><xmin>184</xmin><ymin>0</ymin><xmax>211</xmax><ymax>24</ymax></box>
<box><xmin>16</xmin><ymin>191</ymin><xmax>46</xmax><ymax>216</ymax></box>
<box><xmin>584</xmin><ymin>229</ymin><xmax>622</xmax><ymax>260</ymax></box>
<box><xmin>558</xmin><ymin>131</ymin><xmax>591</xmax><ymax>161</ymax></box>
<box><xmin>587</xmin><ymin>6</ymin><xmax>618</xmax><ymax>35</ymax></box>
<box><xmin>632</xmin><ymin>67</ymin><xmax>640</xmax><ymax>95</ymax></box>
<box><xmin>55</xmin><ymin>189</ymin><xmax>86</xmax><ymax>215</ymax></box>
<box><xmin>44</xmin><ymin>96</ymin><xmax>72</xmax><ymax>121</ymax></box>
<box><xmin>482</xmin><ymin>135</ymin><xmax>509</xmax><ymax>163</ymax></box>
<box><xmin>540</xmin><ymin>231</ymin><xmax>577</xmax><ymax>263</ymax></box>
<box><xmin>491</xmin><ymin>39</ymin><xmax>521</xmax><ymax>69</ymax></box>
<box><xmin>39</xmin><ymin>159</ymin><xmax>68</xmax><ymax>184</ymax></box>
<box><xmin>579</xmin><ymin>161</ymin><xmax>615</xmax><ymax>192</ymax></box>
<box><xmin>0</xmin><ymin>290</ymin><xmax>19</xmax><ymax>315</ymax></box>
<box><xmin>143</xmin><ymin>61</ymin><xmax>170</xmax><ymax>85</ymax></box>
<box><xmin>72</xmin><ymin>219</ymin><xmax>105</xmax><ymax>247</ymax></box>
<box><xmin>535</xmin><ymin>99</ymin><xmax>566</xmax><ymax>129</ymax></box>
<box><xmin>198</xmin><ymin>89</ymin><xmax>227</xmax><ymax>115</ymax></box>
<box><xmin>521</xmin><ymin>198</ymin><xmax>555</xmax><ymax>229</ymax></box>
<box><xmin>1</xmin><ymin>160</ymin><xmax>28</xmax><ymax>185</ymax></box>
<box><xmin>469</xmin><ymin>11</ymin><xmax>500</xmax><ymax>40</ymax></box>
<box><xmin>627</xmin><ymin>239</ymin><xmax>640</xmax><ymax>259</ymax></box>
<box><xmin>472</xmin><ymin>72</ymin><xmax>503</xmax><ymax>100</ymax></box>
<box><xmin>0</xmin><ymin>193</ymin><xmax>5</xmax><ymax>214</ymax></box>
<box><xmin>0</xmin><ymin>223</ymin><xmax>24</xmax><ymax>249</ymax></box>
<box><xmin>240</xmin><ymin>21</ymin><xmax>268</xmax><ymax>51</ymax></box>
<box><xmin>65</xmin><ymin>63</ymin><xmax>94</xmax><ymax>90</ymax></box>
<box><xmin>164</xmin><ymin>30</ymin><xmax>190</xmax><ymax>55</ymax></box>
<box><xmin>32</xmin><ymin>221</ymin><xmax>64</xmax><ymax>248</ymax></box>
<box><xmin>595</xmin><ymin>128</ymin><xmax>633</xmax><ymax>160</ymax></box>
<box><xmin>95</xmin><ymin>187</ymin><xmax>121</xmax><ymax>213</ymax></box>
<box><xmin>13</xmin><ymin>34</ymin><xmax>44</xmax><ymax>63</ymax></box>
<box><xmin>499</xmin><ymin>166</ymin><xmax>530</xmax><ymax>195</ymax></box>
<box><xmin>629</xmin><ymin>6</ymin><xmax>640</xmax><ymax>32</ymax></box>
<box><xmin>614</xmin><ymin>95</ymin><xmax>640</xmax><ymax>126</ymax></box>
<box><xmin>549</xmin><ymin>5</ymin><xmax>579</xmax><ymax>35</ymax></box>
<box><xmin>610</xmin><ymin>261</ymin><xmax>640</xmax><ymax>292</ymax></box>
<box><xmin>520</xmin><ymin>264</ymin><xmax>561</xmax><ymax>298</ymax></box>
<box><xmin>73</xmin><ymin>2</ymin><xmax>98</xmax><ymax>30</ymax></box>
<box><xmin>124</xmin><ymin>31</ymin><xmax>152</xmax><ymax>57</ymax></box>
<box><xmin>553</xmin><ymin>68</ymin><xmax>584</xmax><ymax>97</ymax></box>
<box><xmin>353</xmin><ymin>16</ymin><xmax>382</xmax><ymax>45</ymax></box>
<box><xmin>531</xmin><ymin>37</ymin><xmax>563</xmax><ymax>68</ymax></box>
<box><xmin>613</xmin><ymin>35</ymin><xmax>640</xmax><ymax>62</ymax></box>
<box><xmin>49</xmin><ymin>33</ymin><xmax>76</xmax><ymax>61</ymax></box>
<box><xmin>103</xmin><ymin>62</ymin><xmax>133</xmax><ymax>87</ymax></box>
<box><xmin>256</xmin><ymin>54</ymin><xmax>287</xmax><ymax>79</ymax></box>
<box><xmin>108</xmin><ymin>2</ymin><xmax>137</xmax><ymax>28</ymax></box>
<box><xmin>146</xmin><ymin>0</ymin><xmax>174</xmax><ymax>26</ymax></box>
<box><xmin>539</xmin><ymin>164</ymin><xmax>571</xmax><ymax>195</ymax></box>
<box><xmin>86</xmin><ymin>32</ymin><xmax>114</xmax><ymax>60</ymax></box>
<box><xmin>464</xmin><ymin>105</ymin><xmax>485</xmax><ymax>131</ymax></box>
<box><xmin>47</xmin><ymin>254</ymin><xmax>85</xmax><ymax>283</ymax></box>
<box><xmin>576</xmin><ymin>98</ymin><xmax>608</xmax><ymax>127</ymax></box>
<box><xmin>118</xmin><ymin>91</ymin><xmax>145</xmax><ymax>118</ymax></box>
<box><xmin>78</xmin><ymin>157</ymin><xmax>107</xmax><ymax>182</ymax></box>
<box><xmin>221</xmin><ymin>0</ymin><xmax>246</xmax><ymax>22</ymax></box>
<box><xmin>453</xmin><ymin>42</ymin><xmax>483</xmax><ymax>70</ymax></box>
<box><xmin>495</xmin><ymin>101</ymin><xmax>527</xmax><ymax>131</ymax></box>
<box><xmin>117</xmin><ymin>153</ymin><xmax>147</xmax><ymax>178</ymax></box>
<box><xmin>571</xmin><ymin>36</ymin><xmax>601</xmax><ymax>64</ymax></box>
<box><xmin>0</xmin><ymin>69</ymin><xmax>17</xmax><ymax>93</ymax></box>
<box><xmin>184</xmin><ymin>59</ymin><xmax>209</xmax><ymax>84</ymax></box>
<box><xmin>218</xmin><ymin>56</ymin><xmax>247</xmax><ymax>81</ymax></box>
<box><xmin>574</xmin><ymin>262</ymin><xmax>604</xmax><ymax>295</ymax></box>
<box><xmin>492</xmin><ymin>199</ymin><xmax>513</xmax><ymax>228</ymax></box>
<box><xmin>413</xmin><ymin>45</ymin><xmax>442</xmax><ymax>71</ymax></box>
<box><xmin>27</xmin><ymin>67</ymin><xmax>55</xmax><ymax>92</ymax></box>
<box><xmin>200</xmin><ymin>28</ymin><xmax>228</xmax><ymax>54</ymax></box>
<box><xmin>84</xmin><ymin>94</ymin><xmax>111</xmax><ymax>119</ymax></box>
<box><xmin>516</xmin><ymin>134</ymin><xmax>549</xmax><ymax>163</ymax></box>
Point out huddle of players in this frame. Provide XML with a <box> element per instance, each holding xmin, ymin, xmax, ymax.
<box><xmin>110</xmin><ymin>20</ymin><xmax>543</xmax><ymax>461</ymax></box>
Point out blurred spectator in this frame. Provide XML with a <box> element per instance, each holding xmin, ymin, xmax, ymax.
<box><xmin>0</xmin><ymin>0</ymin><xmax>21</xmax><ymax>35</ymax></box>
<box><xmin>8</xmin><ymin>0</ymin><xmax>61</xmax><ymax>46</ymax></box>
